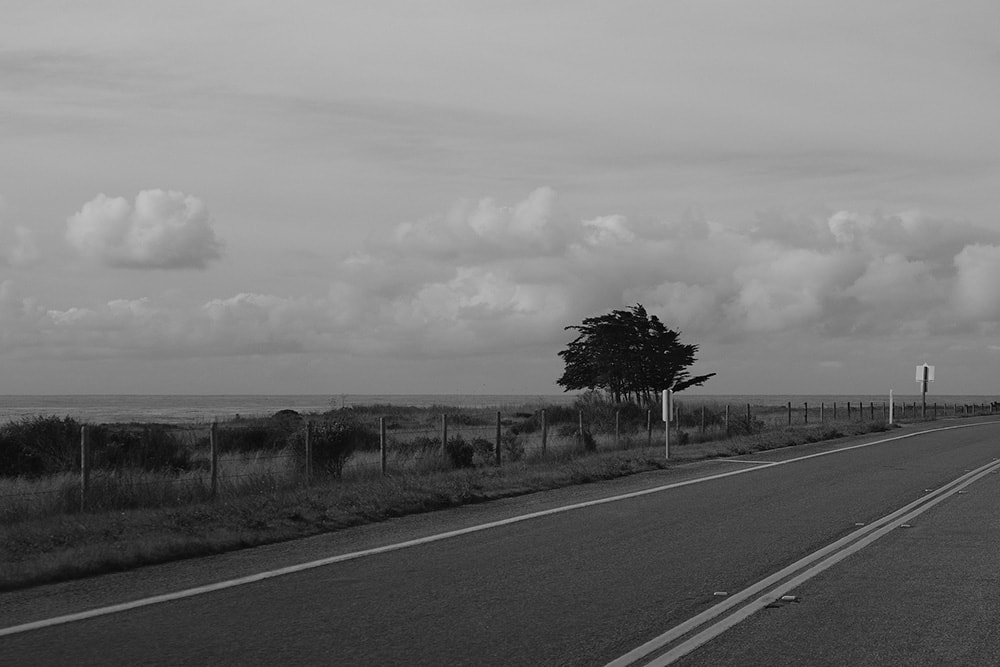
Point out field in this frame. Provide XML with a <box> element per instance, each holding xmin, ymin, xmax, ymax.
<box><xmin>2</xmin><ymin>395</ymin><xmax>994</xmax><ymax>591</ymax></box>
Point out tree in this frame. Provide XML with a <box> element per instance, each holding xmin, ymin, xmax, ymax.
<box><xmin>557</xmin><ymin>304</ymin><xmax>715</xmax><ymax>404</ymax></box>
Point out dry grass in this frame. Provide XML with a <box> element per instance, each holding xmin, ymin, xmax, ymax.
<box><xmin>0</xmin><ymin>412</ymin><xmax>907</xmax><ymax>592</ymax></box>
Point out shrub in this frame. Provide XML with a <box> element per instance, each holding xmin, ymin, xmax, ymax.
<box><xmin>501</xmin><ymin>431</ymin><xmax>525</xmax><ymax>462</ymax></box>
<box><xmin>469</xmin><ymin>437</ymin><xmax>496</xmax><ymax>466</ymax></box>
<box><xmin>295</xmin><ymin>416</ymin><xmax>374</xmax><ymax>478</ymax></box>
<box><xmin>445</xmin><ymin>435</ymin><xmax>475</xmax><ymax>469</ymax></box>
<box><xmin>92</xmin><ymin>426</ymin><xmax>194</xmax><ymax>473</ymax></box>
<box><xmin>0</xmin><ymin>416</ymin><xmax>83</xmax><ymax>477</ymax></box>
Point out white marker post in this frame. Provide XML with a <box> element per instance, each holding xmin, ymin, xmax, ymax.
<box><xmin>916</xmin><ymin>363</ymin><xmax>935</xmax><ymax>419</ymax></box>
<box><xmin>888</xmin><ymin>390</ymin><xmax>894</xmax><ymax>425</ymax></box>
<box><xmin>662</xmin><ymin>389</ymin><xmax>673</xmax><ymax>460</ymax></box>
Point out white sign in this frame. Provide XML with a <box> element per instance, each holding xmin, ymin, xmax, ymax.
<box><xmin>662</xmin><ymin>389</ymin><xmax>672</xmax><ymax>423</ymax></box>
<box><xmin>916</xmin><ymin>364</ymin><xmax>935</xmax><ymax>383</ymax></box>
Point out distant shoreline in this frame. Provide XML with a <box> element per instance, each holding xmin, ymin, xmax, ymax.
<box><xmin>2</xmin><ymin>392</ymin><xmax>996</xmax><ymax>425</ymax></box>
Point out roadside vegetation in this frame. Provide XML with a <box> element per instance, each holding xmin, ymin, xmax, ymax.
<box><xmin>0</xmin><ymin>394</ymin><xmax>934</xmax><ymax>592</ymax></box>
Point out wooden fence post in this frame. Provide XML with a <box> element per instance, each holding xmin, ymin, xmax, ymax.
<box><xmin>804</xmin><ymin>402</ymin><xmax>808</xmax><ymax>424</ymax></box>
<box><xmin>787</xmin><ymin>401</ymin><xmax>792</xmax><ymax>426</ymax></box>
<box><xmin>80</xmin><ymin>425</ymin><xmax>90</xmax><ymax>511</ymax></box>
<box><xmin>379</xmin><ymin>417</ymin><xmax>387</xmax><ymax>475</ymax></box>
<box><xmin>541</xmin><ymin>409</ymin><xmax>548</xmax><ymax>457</ymax></box>
<box><xmin>304</xmin><ymin>419</ymin><xmax>312</xmax><ymax>485</ymax></box>
<box><xmin>746</xmin><ymin>403</ymin><xmax>751</xmax><ymax>428</ymax></box>
<box><xmin>847</xmin><ymin>402</ymin><xmax>852</xmax><ymax>420</ymax></box>
<box><xmin>646</xmin><ymin>409</ymin><xmax>652</xmax><ymax>448</ymax></box>
<box><xmin>495</xmin><ymin>411</ymin><xmax>502</xmax><ymax>466</ymax></box>
<box><xmin>441</xmin><ymin>414</ymin><xmax>448</xmax><ymax>460</ymax></box>
<box><xmin>210</xmin><ymin>421</ymin><xmax>218</xmax><ymax>498</ymax></box>
<box><xmin>833</xmin><ymin>402</ymin><xmax>837</xmax><ymax>420</ymax></box>
<box><xmin>820</xmin><ymin>403</ymin><xmax>825</xmax><ymax>423</ymax></box>
<box><xmin>700</xmin><ymin>406</ymin><xmax>706</xmax><ymax>434</ymax></box>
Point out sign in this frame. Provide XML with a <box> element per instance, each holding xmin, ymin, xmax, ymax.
<box><xmin>662</xmin><ymin>389</ymin><xmax>672</xmax><ymax>423</ymax></box>
<box><xmin>916</xmin><ymin>364</ymin><xmax>935</xmax><ymax>383</ymax></box>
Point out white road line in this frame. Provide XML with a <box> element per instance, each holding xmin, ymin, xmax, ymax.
<box><xmin>712</xmin><ymin>459</ymin><xmax>772</xmax><ymax>465</ymax></box>
<box><xmin>1</xmin><ymin>421</ymin><xmax>994</xmax><ymax>638</ymax></box>
<box><xmin>606</xmin><ymin>455</ymin><xmax>1000</xmax><ymax>667</ymax></box>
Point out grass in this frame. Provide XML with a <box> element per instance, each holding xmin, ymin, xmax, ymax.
<box><xmin>1</xmin><ymin>413</ymin><xmax>904</xmax><ymax>592</ymax></box>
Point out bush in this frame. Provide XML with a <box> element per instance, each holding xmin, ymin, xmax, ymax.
<box><xmin>501</xmin><ymin>431</ymin><xmax>525</xmax><ymax>462</ymax></box>
<box><xmin>295</xmin><ymin>416</ymin><xmax>374</xmax><ymax>478</ymax></box>
<box><xmin>445</xmin><ymin>435</ymin><xmax>475</xmax><ymax>469</ymax></box>
<box><xmin>0</xmin><ymin>416</ymin><xmax>83</xmax><ymax>477</ymax></box>
<box><xmin>92</xmin><ymin>426</ymin><xmax>193</xmax><ymax>473</ymax></box>
<box><xmin>469</xmin><ymin>437</ymin><xmax>496</xmax><ymax>466</ymax></box>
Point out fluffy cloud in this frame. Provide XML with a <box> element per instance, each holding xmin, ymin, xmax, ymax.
<box><xmin>66</xmin><ymin>189</ymin><xmax>223</xmax><ymax>269</ymax></box>
<box><xmin>5</xmin><ymin>188</ymin><xmax>1000</xmax><ymax>361</ymax></box>
<box><xmin>953</xmin><ymin>244</ymin><xmax>1000</xmax><ymax>322</ymax></box>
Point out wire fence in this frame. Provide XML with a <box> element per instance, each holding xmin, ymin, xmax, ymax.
<box><xmin>2</xmin><ymin>399</ymin><xmax>997</xmax><ymax>522</ymax></box>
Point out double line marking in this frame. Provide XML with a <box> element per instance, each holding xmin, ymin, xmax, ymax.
<box><xmin>606</xmin><ymin>455</ymin><xmax>1000</xmax><ymax>666</ymax></box>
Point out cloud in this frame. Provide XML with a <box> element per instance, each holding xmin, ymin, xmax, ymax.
<box><xmin>0</xmin><ymin>203</ymin><xmax>40</xmax><ymax>267</ymax></box>
<box><xmin>66</xmin><ymin>189</ymin><xmax>223</xmax><ymax>269</ymax></box>
<box><xmin>953</xmin><ymin>244</ymin><xmax>1000</xmax><ymax>322</ymax></box>
<box><xmin>5</xmin><ymin>188</ymin><xmax>1000</xmax><ymax>362</ymax></box>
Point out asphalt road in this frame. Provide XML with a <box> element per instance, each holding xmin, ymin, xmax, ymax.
<box><xmin>3</xmin><ymin>420</ymin><xmax>1000</xmax><ymax>666</ymax></box>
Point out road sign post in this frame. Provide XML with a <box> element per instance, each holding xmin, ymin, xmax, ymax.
<box><xmin>662</xmin><ymin>389</ymin><xmax>672</xmax><ymax>460</ymax></box>
<box><xmin>916</xmin><ymin>364</ymin><xmax>935</xmax><ymax>419</ymax></box>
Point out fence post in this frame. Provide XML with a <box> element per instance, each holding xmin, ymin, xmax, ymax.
<box><xmin>210</xmin><ymin>421</ymin><xmax>218</xmax><ymax>498</ymax></box>
<box><xmin>833</xmin><ymin>402</ymin><xmax>837</xmax><ymax>420</ymax></box>
<box><xmin>804</xmin><ymin>402</ymin><xmax>808</xmax><ymax>424</ymax></box>
<box><xmin>787</xmin><ymin>401</ymin><xmax>792</xmax><ymax>426</ymax></box>
<box><xmin>304</xmin><ymin>419</ymin><xmax>312</xmax><ymax>485</ymax></box>
<box><xmin>379</xmin><ymin>417</ymin><xmax>387</xmax><ymax>475</ymax></box>
<box><xmin>934</xmin><ymin>402</ymin><xmax>938</xmax><ymax>419</ymax></box>
<box><xmin>615</xmin><ymin>410</ymin><xmax>620</xmax><ymax>449</ymax></box>
<box><xmin>646</xmin><ymin>409</ymin><xmax>652</xmax><ymax>448</ymax></box>
<box><xmin>441</xmin><ymin>414</ymin><xmax>448</xmax><ymax>459</ymax></box>
<box><xmin>541</xmin><ymin>409</ymin><xmax>548</xmax><ymax>457</ymax></box>
<box><xmin>495</xmin><ymin>411</ymin><xmax>502</xmax><ymax>466</ymax></box>
<box><xmin>578</xmin><ymin>410</ymin><xmax>584</xmax><ymax>448</ymax></box>
<box><xmin>821</xmin><ymin>403</ymin><xmax>825</xmax><ymax>423</ymax></box>
<box><xmin>80</xmin><ymin>425</ymin><xmax>90</xmax><ymax>511</ymax></box>
<box><xmin>870</xmin><ymin>402</ymin><xmax>875</xmax><ymax>421</ymax></box>
<box><xmin>746</xmin><ymin>403</ymin><xmax>751</xmax><ymax>428</ymax></box>
<box><xmin>847</xmin><ymin>402</ymin><xmax>852</xmax><ymax>420</ymax></box>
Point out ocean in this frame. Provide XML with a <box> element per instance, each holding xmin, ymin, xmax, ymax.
<box><xmin>0</xmin><ymin>394</ymin><xmax>577</xmax><ymax>425</ymax></box>
<box><xmin>1</xmin><ymin>393</ymin><xmax>995</xmax><ymax>425</ymax></box>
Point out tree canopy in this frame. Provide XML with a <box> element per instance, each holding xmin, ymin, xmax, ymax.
<box><xmin>556</xmin><ymin>304</ymin><xmax>715</xmax><ymax>404</ymax></box>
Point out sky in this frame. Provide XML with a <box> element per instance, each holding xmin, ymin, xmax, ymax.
<box><xmin>2</xmin><ymin>0</ymin><xmax>999</xmax><ymax>397</ymax></box>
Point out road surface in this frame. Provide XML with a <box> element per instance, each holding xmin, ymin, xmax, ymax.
<box><xmin>2</xmin><ymin>420</ymin><xmax>999</xmax><ymax>665</ymax></box>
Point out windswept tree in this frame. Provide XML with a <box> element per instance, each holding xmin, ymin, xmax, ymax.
<box><xmin>557</xmin><ymin>304</ymin><xmax>715</xmax><ymax>404</ymax></box>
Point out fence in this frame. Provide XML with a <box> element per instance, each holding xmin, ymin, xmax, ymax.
<box><xmin>2</xmin><ymin>399</ymin><xmax>998</xmax><ymax>521</ymax></box>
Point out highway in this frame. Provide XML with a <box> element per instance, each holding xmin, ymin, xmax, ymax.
<box><xmin>3</xmin><ymin>420</ymin><xmax>1000</xmax><ymax>665</ymax></box>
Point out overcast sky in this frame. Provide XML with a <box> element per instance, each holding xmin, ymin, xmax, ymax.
<box><xmin>2</xmin><ymin>1</ymin><xmax>999</xmax><ymax>396</ymax></box>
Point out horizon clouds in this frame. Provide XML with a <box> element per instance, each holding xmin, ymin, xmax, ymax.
<box><xmin>2</xmin><ymin>188</ymin><xmax>999</xmax><ymax>380</ymax></box>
